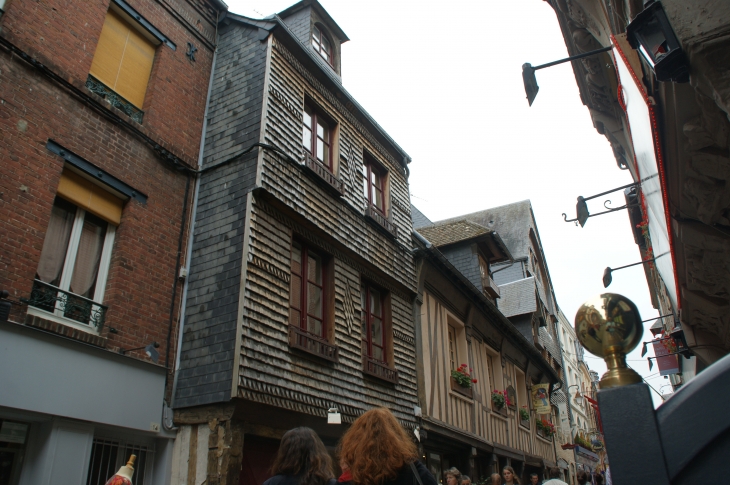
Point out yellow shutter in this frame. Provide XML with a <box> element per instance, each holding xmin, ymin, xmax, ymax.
<box><xmin>57</xmin><ymin>170</ymin><xmax>124</xmax><ymax>225</ymax></box>
<box><xmin>89</xmin><ymin>10</ymin><xmax>155</xmax><ymax>109</ymax></box>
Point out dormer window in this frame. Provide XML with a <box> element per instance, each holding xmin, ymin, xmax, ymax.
<box><xmin>311</xmin><ymin>25</ymin><xmax>332</xmax><ymax>65</ymax></box>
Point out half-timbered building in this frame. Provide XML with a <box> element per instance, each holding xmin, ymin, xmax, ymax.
<box><xmin>170</xmin><ymin>2</ymin><xmax>419</xmax><ymax>483</ymax></box>
<box><xmin>412</xmin><ymin>213</ymin><xmax>561</xmax><ymax>483</ymax></box>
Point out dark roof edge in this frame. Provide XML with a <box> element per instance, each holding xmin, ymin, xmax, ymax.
<box><xmin>222</xmin><ymin>13</ymin><xmax>411</xmax><ymax>168</ymax></box>
<box><xmin>277</xmin><ymin>0</ymin><xmax>349</xmax><ymax>42</ymax></box>
<box><xmin>412</xmin><ymin>233</ymin><xmax>560</xmax><ymax>383</ymax></box>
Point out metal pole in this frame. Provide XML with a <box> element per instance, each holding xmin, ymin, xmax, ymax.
<box><xmin>533</xmin><ymin>45</ymin><xmax>613</xmax><ymax>71</ymax></box>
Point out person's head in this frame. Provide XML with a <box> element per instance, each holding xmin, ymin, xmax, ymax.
<box><xmin>460</xmin><ymin>475</ymin><xmax>471</xmax><ymax>485</ymax></box>
<box><xmin>502</xmin><ymin>466</ymin><xmax>519</xmax><ymax>484</ymax></box>
<box><xmin>444</xmin><ymin>468</ymin><xmax>461</xmax><ymax>485</ymax></box>
<box><xmin>549</xmin><ymin>467</ymin><xmax>561</xmax><ymax>479</ymax></box>
<box><xmin>490</xmin><ymin>473</ymin><xmax>502</xmax><ymax>485</ymax></box>
<box><xmin>530</xmin><ymin>472</ymin><xmax>539</xmax><ymax>484</ymax></box>
<box><xmin>576</xmin><ymin>470</ymin><xmax>588</xmax><ymax>485</ymax></box>
<box><xmin>594</xmin><ymin>474</ymin><xmax>604</xmax><ymax>485</ymax></box>
<box><xmin>339</xmin><ymin>408</ymin><xmax>418</xmax><ymax>485</ymax></box>
<box><xmin>271</xmin><ymin>427</ymin><xmax>333</xmax><ymax>485</ymax></box>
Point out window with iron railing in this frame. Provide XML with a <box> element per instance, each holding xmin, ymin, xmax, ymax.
<box><xmin>86</xmin><ymin>437</ymin><xmax>154</xmax><ymax>485</ymax></box>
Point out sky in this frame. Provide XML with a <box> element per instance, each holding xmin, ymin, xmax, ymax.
<box><xmin>225</xmin><ymin>0</ymin><xmax>672</xmax><ymax>405</ymax></box>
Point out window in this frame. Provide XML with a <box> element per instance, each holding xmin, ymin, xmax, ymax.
<box><xmin>311</xmin><ymin>25</ymin><xmax>332</xmax><ymax>65</ymax></box>
<box><xmin>361</xmin><ymin>285</ymin><xmax>386</xmax><ymax>363</ymax></box>
<box><xmin>362</xmin><ymin>155</ymin><xmax>386</xmax><ymax>214</ymax></box>
<box><xmin>302</xmin><ymin>102</ymin><xmax>333</xmax><ymax>170</ymax></box>
<box><xmin>289</xmin><ymin>241</ymin><xmax>326</xmax><ymax>339</ymax></box>
<box><xmin>30</xmin><ymin>170</ymin><xmax>121</xmax><ymax>331</ymax></box>
<box><xmin>89</xmin><ymin>9</ymin><xmax>156</xmax><ymax>108</ymax></box>
<box><xmin>447</xmin><ymin>325</ymin><xmax>457</xmax><ymax>371</ymax></box>
<box><xmin>86</xmin><ymin>437</ymin><xmax>153</xmax><ymax>485</ymax></box>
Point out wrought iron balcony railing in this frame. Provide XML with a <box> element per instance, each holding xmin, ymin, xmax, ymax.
<box><xmin>85</xmin><ymin>75</ymin><xmax>144</xmax><ymax>124</ymax></box>
<box><xmin>21</xmin><ymin>280</ymin><xmax>107</xmax><ymax>330</ymax></box>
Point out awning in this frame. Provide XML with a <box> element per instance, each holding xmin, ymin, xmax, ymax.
<box><xmin>493</xmin><ymin>443</ymin><xmax>525</xmax><ymax>461</ymax></box>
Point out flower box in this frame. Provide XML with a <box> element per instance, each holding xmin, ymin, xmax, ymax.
<box><xmin>450</xmin><ymin>376</ymin><xmax>473</xmax><ymax>399</ymax></box>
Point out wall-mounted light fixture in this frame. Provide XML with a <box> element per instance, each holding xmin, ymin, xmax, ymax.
<box><xmin>626</xmin><ymin>1</ymin><xmax>689</xmax><ymax>83</ymax></box>
<box><xmin>119</xmin><ymin>341</ymin><xmax>160</xmax><ymax>363</ymax></box>
<box><xmin>563</xmin><ymin>182</ymin><xmax>640</xmax><ymax>227</ymax></box>
<box><xmin>603</xmin><ymin>254</ymin><xmax>667</xmax><ymax>287</ymax></box>
<box><xmin>522</xmin><ymin>45</ymin><xmax>613</xmax><ymax>106</ymax></box>
<box><xmin>327</xmin><ymin>407</ymin><xmax>341</xmax><ymax>424</ymax></box>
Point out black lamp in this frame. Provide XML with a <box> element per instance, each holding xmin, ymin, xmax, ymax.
<box><xmin>626</xmin><ymin>1</ymin><xmax>689</xmax><ymax>82</ymax></box>
<box><xmin>120</xmin><ymin>341</ymin><xmax>160</xmax><ymax>363</ymax></box>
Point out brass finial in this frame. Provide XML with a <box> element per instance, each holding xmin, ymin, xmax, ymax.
<box><xmin>126</xmin><ymin>455</ymin><xmax>136</xmax><ymax>469</ymax></box>
<box><xmin>574</xmin><ymin>293</ymin><xmax>643</xmax><ymax>388</ymax></box>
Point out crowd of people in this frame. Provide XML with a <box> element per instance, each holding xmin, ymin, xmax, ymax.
<box><xmin>261</xmin><ymin>408</ymin><xmax>602</xmax><ymax>485</ymax></box>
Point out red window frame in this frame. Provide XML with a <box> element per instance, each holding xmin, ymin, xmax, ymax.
<box><xmin>363</xmin><ymin>155</ymin><xmax>386</xmax><ymax>215</ymax></box>
<box><xmin>302</xmin><ymin>102</ymin><xmax>333</xmax><ymax>171</ymax></box>
<box><xmin>289</xmin><ymin>241</ymin><xmax>326</xmax><ymax>339</ymax></box>
<box><xmin>311</xmin><ymin>25</ymin><xmax>332</xmax><ymax>66</ymax></box>
<box><xmin>361</xmin><ymin>284</ymin><xmax>386</xmax><ymax>363</ymax></box>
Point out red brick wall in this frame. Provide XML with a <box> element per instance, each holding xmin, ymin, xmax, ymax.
<box><xmin>0</xmin><ymin>0</ymin><xmax>221</xmax><ymax>374</ymax></box>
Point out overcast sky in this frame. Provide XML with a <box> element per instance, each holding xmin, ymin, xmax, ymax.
<box><xmin>226</xmin><ymin>0</ymin><xmax>671</xmax><ymax>405</ymax></box>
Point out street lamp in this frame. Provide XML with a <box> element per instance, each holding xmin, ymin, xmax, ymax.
<box><xmin>626</xmin><ymin>1</ymin><xmax>689</xmax><ymax>83</ymax></box>
<box><xmin>567</xmin><ymin>385</ymin><xmax>584</xmax><ymax>406</ymax></box>
<box><xmin>562</xmin><ymin>182</ymin><xmax>639</xmax><ymax>227</ymax></box>
<box><xmin>602</xmin><ymin>254</ymin><xmax>666</xmax><ymax>287</ymax></box>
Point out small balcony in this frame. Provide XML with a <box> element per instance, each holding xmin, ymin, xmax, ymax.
<box><xmin>363</xmin><ymin>355</ymin><xmax>398</xmax><ymax>384</ymax></box>
<box><xmin>365</xmin><ymin>205</ymin><xmax>398</xmax><ymax>239</ymax></box>
<box><xmin>21</xmin><ymin>280</ymin><xmax>107</xmax><ymax>330</ymax></box>
<box><xmin>304</xmin><ymin>152</ymin><xmax>345</xmax><ymax>196</ymax></box>
<box><xmin>482</xmin><ymin>275</ymin><xmax>500</xmax><ymax>299</ymax></box>
<box><xmin>288</xmin><ymin>325</ymin><xmax>338</xmax><ymax>362</ymax></box>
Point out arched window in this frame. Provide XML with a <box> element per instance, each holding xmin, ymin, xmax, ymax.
<box><xmin>311</xmin><ymin>25</ymin><xmax>332</xmax><ymax>65</ymax></box>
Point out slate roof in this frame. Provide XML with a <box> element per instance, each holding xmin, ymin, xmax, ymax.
<box><xmin>416</xmin><ymin>220</ymin><xmax>491</xmax><ymax>248</ymax></box>
<box><xmin>436</xmin><ymin>200</ymin><xmax>534</xmax><ymax>260</ymax></box>
<box><xmin>497</xmin><ymin>276</ymin><xmax>538</xmax><ymax>317</ymax></box>
<box><xmin>411</xmin><ymin>204</ymin><xmax>434</xmax><ymax>229</ymax></box>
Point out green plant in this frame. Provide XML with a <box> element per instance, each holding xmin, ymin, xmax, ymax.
<box><xmin>536</xmin><ymin>418</ymin><xmax>556</xmax><ymax>437</ymax></box>
<box><xmin>519</xmin><ymin>406</ymin><xmax>530</xmax><ymax>421</ymax></box>
<box><xmin>451</xmin><ymin>364</ymin><xmax>477</xmax><ymax>388</ymax></box>
<box><xmin>491</xmin><ymin>390</ymin><xmax>511</xmax><ymax>408</ymax></box>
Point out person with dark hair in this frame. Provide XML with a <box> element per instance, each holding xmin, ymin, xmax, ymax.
<box><xmin>337</xmin><ymin>408</ymin><xmax>437</xmax><ymax>485</ymax></box>
<box><xmin>575</xmin><ymin>470</ymin><xmax>588</xmax><ymax>485</ymax></box>
<box><xmin>460</xmin><ymin>475</ymin><xmax>471</xmax><ymax>485</ymax></box>
<box><xmin>593</xmin><ymin>473</ymin><xmax>604</xmax><ymax>485</ymax></box>
<box><xmin>502</xmin><ymin>466</ymin><xmax>520</xmax><ymax>485</ymax></box>
<box><xmin>542</xmin><ymin>467</ymin><xmax>567</xmax><ymax>485</ymax></box>
<box><xmin>529</xmin><ymin>472</ymin><xmax>541</xmax><ymax>485</ymax></box>
<box><xmin>265</xmin><ymin>427</ymin><xmax>336</xmax><ymax>485</ymax></box>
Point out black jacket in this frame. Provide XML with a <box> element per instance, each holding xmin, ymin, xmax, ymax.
<box><xmin>339</xmin><ymin>461</ymin><xmax>438</xmax><ymax>485</ymax></box>
<box><xmin>264</xmin><ymin>475</ymin><xmax>337</xmax><ymax>485</ymax></box>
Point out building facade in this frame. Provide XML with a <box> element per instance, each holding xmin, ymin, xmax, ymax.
<box><xmin>412</xmin><ymin>212</ymin><xmax>561</xmax><ymax>483</ymax></box>
<box><xmin>544</xmin><ymin>0</ymin><xmax>730</xmax><ymax>387</ymax></box>
<box><xmin>0</xmin><ymin>0</ymin><xmax>224</xmax><ymax>483</ymax></box>
<box><xmin>170</xmin><ymin>2</ymin><xmax>420</xmax><ymax>483</ymax></box>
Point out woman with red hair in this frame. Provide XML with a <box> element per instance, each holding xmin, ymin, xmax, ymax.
<box><xmin>338</xmin><ymin>408</ymin><xmax>437</xmax><ymax>485</ymax></box>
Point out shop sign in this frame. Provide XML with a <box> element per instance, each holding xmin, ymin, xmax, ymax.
<box><xmin>532</xmin><ymin>383</ymin><xmax>551</xmax><ymax>415</ymax></box>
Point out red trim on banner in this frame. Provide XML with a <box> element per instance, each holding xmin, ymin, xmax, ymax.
<box><xmin>610</xmin><ymin>34</ymin><xmax>681</xmax><ymax>309</ymax></box>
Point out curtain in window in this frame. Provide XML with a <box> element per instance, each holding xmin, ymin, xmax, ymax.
<box><xmin>70</xmin><ymin>215</ymin><xmax>107</xmax><ymax>298</ymax></box>
<box><xmin>36</xmin><ymin>201</ymin><xmax>75</xmax><ymax>285</ymax></box>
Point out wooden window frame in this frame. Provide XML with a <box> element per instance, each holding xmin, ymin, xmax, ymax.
<box><xmin>361</xmin><ymin>284</ymin><xmax>386</xmax><ymax>363</ymax></box>
<box><xmin>302</xmin><ymin>101</ymin><xmax>335</xmax><ymax>171</ymax></box>
<box><xmin>289</xmin><ymin>241</ymin><xmax>327</xmax><ymax>339</ymax></box>
<box><xmin>360</xmin><ymin>281</ymin><xmax>397</xmax><ymax>383</ymax></box>
<box><xmin>363</xmin><ymin>154</ymin><xmax>387</xmax><ymax>216</ymax></box>
<box><xmin>447</xmin><ymin>325</ymin><xmax>457</xmax><ymax>371</ymax></box>
<box><xmin>311</xmin><ymin>24</ymin><xmax>333</xmax><ymax>66</ymax></box>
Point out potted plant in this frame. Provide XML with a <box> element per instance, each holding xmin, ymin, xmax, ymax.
<box><xmin>536</xmin><ymin>418</ymin><xmax>556</xmax><ymax>438</ymax></box>
<box><xmin>451</xmin><ymin>364</ymin><xmax>477</xmax><ymax>388</ymax></box>
<box><xmin>491</xmin><ymin>390</ymin><xmax>512</xmax><ymax>410</ymax></box>
<box><xmin>519</xmin><ymin>406</ymin><xmax>530</xmax><ymax>422</ymax></box>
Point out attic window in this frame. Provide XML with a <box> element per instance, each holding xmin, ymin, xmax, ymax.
<box><xmin>312</xmin><ymin>25</ymin><xmax>332</xmax><ymax>65</ymax></box>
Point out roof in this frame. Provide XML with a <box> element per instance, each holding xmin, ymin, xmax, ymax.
<box><xmin>497</xmin><ymin>277</ymin><xmax>538</xmax><ymax>317</ymax></box>
<box><xmin>436</xmin><ymin>200</ymin><xmax>534</xmax><ymax>260</ymax></box>
<box><xmin>277</xmin><ymin>0</ymin><xmax>349</xmax><ymax>42</ymax></box>
<box><xmin>416</xmin><ymin>220</ymin><xmax>491</xmax><ymax>248</ymax></box>
<box><xmin>411</xmin><ymin>204</ymin><xmax>433</xmax><ymax>229</ymax></box>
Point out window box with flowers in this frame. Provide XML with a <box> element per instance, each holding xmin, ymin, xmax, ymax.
<box><xmin>536</xmin><ymin>418</ymin><xmax>556</xmax><ymax>440</ymax></box>
<box><xmin>519</xmin><ymin>406</ymin><xmax>530</xmax><ymax>428</ymax></box>
<box><xmin>491</xmin><ymin>390</ymin><xmax>511</xmax><ymax>416</ymax></box>
<box><xmin>450</xmin><ymin>364</ymin><xmax>476</xmax><ymax>399</ymax></box>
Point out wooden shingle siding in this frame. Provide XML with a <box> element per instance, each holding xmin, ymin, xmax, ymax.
<box><xmin>238</xmin><ymin>198</ymin><xmax>418</xmax><ymax>426</ymax></box>
<box><xmin>175</xmin><ymin>22</ymin><xmax>267</xmax><ymax>408</ymax></box>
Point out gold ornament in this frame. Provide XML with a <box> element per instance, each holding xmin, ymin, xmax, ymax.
<box><xmin>574</xmin><ymin>293</ymin><xmax>643</xmax><ymax>388</ymax></box>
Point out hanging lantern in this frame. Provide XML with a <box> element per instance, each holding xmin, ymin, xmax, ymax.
<box><xmin>626</xmin><ymin>1</ymin><xmax>689</xmax><ymax>82</ymax></box>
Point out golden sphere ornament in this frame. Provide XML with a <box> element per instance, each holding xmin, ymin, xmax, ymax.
<box><xmin>574</xmin><ymin>293</ymin><xmax>643</xmax><ymax>388</ymax></box>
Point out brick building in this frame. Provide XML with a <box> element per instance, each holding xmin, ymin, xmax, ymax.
<box><xmin>0</xmin><ymin>0</ymin><xmax>225</xmax><ymax>483</ymax></box>
<box><xmin>168</xmin><ymin>1</ymin><xmax>419</xmax><ymax>484</ymax></box>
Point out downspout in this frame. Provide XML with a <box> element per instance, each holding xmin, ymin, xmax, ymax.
<box><xmin>169</xmin><ymin>24</ymin><xmax>220</xmax><ymax>413</ymax></box>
